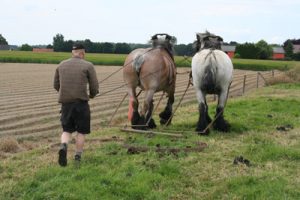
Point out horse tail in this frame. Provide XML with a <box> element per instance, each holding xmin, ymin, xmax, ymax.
<box><xmin>201</xmin><ymin>51</ymin><xmax>216</xmax><ymax>93</ymax></box>
<box><xmin>133</xmin><ymin>53</ymin><xmax>145</xmax><ymax>75</ymax></box>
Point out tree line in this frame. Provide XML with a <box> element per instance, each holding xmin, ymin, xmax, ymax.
<box><xmin>1</xmin><ymin>33</ymin><xmax>300</xmax><ymax>60</ymax></box>
<box><xmin>52</xmin><ymin>34</ymin><xmax>195</xmax><ymax>56</ymax></box>
<box><xmin>234</xmin><ymin>40</ymin><xmax>273</xmax><ymax>59</ymax></box>
<box><xmin>234</xmin><ymin>39</ymin><xmax>300</xmax><ymax>60</ymax></box>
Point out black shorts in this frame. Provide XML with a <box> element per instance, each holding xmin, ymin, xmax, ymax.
<box><xmin>60</xmin><ymin>101</ymin><xmax>90</xmax><ymax>134</ymax></box>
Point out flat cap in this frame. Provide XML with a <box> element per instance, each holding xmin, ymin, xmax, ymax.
<box><xmin>72</xmin><ymin>43</ymin><xmax>85</xmax><ymax>50</ymax></box>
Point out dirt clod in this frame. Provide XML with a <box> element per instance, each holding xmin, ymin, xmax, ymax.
<box><xmin>124</xmin><ymin>141</ymin><xmax>207</xmax><ymax>156</ymax></box>
<box><xmin>233</xmin><ymin>156</ymin><xmax>251</xmax><ymax>166</ymax></box>
<box><xmin>276</xmin><ymin>124</ymin><xmax>293</xmax><ymax>132</ymax></box>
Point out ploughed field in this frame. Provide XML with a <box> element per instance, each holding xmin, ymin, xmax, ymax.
<box><xmin>0</xmin><ymin>63</ymin><xmax>277</xmax><ymax>140</ymax></box>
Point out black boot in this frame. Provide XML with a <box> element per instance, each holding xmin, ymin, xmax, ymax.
<box><xmin>58</xmin><ymin>143</ymin><xmax>67</xmax><ymax>167</ymax></box>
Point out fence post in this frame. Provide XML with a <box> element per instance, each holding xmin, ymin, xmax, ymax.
<box><xmin>272</xmin><ymin>70</ymin><xmax>274</xmax><ymax>77</ymax></box>
<box><xmin>256</xmin><ymin>72</ymin><xmax>259</xmax><ymax>88</ymax></box>
<box><xmin>242</xmin><ymin>75</ymin><xmax>246</xmax><ymax>94</ymax></box>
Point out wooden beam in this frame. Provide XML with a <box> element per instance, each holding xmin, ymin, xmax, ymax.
<box><xmin>120</xmin><ymin>128</ymin><xmax>184</xmax><ymax>138</ymax></box>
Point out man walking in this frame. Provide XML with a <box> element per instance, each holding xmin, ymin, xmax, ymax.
<box><xmin>54</xmin><ymin>43</ymin><xmax>99</xmax><ymax>167</ymax></box>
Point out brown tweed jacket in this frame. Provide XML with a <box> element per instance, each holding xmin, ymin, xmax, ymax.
<box><xmin>54</xmin><ymin>57</ymin><xmax>99</xmax><ymax>103</ymax></box>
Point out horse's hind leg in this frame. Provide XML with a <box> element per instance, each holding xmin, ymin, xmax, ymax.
<box><xmin>143</xmin><ymin>89</ymin><xmax>156</xmax><ymax>129</ymax></box>
<box><xmin>196</xmin><ymin>90</ymin><xmax>210</xmax><ymax>135</ymax></box>
<box><xmin>159</xmin><ymin>92</ymin><xmax>174</xmax><ymax>125</ymax></box>
<box><xmin>214</xmin><ymin>87</ymin><xmax>230</xmax><ymax>132</ymax></box>
<box><xmin>127</xmin><ymin>88</ymin><xmax>143</xmax><ymax>129</ymax></box>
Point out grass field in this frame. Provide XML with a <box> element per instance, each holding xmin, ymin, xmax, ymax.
<box><xmin>1</xmin><ymin>83</ymin><xmax>299</xmax><ymax>199</ymax></box>
<box><xmin>1</xmin><ymin>50</ymin><xmax>300</xmax><ymax>70</ymax></box>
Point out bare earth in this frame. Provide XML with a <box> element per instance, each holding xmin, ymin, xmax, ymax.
<box><xmin>0</xmin><ymin>63</ymin><xmax>276</xmax><ymax>140</ymax></box>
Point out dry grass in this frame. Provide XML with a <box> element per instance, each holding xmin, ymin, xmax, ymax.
<box><xmin>286</xmin><ymin>65</ymin><xmax>300</xmax><ymax>81</ymax></box>
<box><xmin>267</xmin><ymin>74</ymin><xmax>295</xmax><ymax>85</ymax></box>
<box><xmin>0</xmin><ymin>137</ymin><xmax>21</xmax><ymax>153</ymax></box>
<box><xmin>267</xmin><ymin>66</ymin><xmax>300</xmax><ymax>85</ymax></box>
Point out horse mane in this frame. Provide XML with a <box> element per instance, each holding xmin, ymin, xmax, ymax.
<box><xmin>193</xmin><ymin>31</ymin><xmax>223</xmax><ymax>52</ymax></box>
<box><xmin>149</xmin><ymin>33</ymin><xmax>176</xmax><ymax>59</ymax></box>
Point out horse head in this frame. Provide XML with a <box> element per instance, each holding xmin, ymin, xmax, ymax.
<box><xmin>193</xmin><ymin>31</ymin><xmax>223</xmax><ymax>52</ymax></box>
<box><xmin>150</xmin><ymin>33</ymin><xmax>177</xmax><ymax>57</ymax></box>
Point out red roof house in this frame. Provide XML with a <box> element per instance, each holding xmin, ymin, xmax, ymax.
<box><xmin>221</xmin><ymin>45</ymin><xmax>235</xmax><ymax>58</ymax></box>
<box><xmin>272</xmin><ymin>47</ymin><xmax>285</xmax><ymax>60</ymax></box>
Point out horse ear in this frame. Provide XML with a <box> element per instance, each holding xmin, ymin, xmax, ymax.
<box><xmin>196</xmin><ymin>34</ymin><xmax>200</xmax><ymax>42</ymax></box>
<box><xmin>165</xmin><ymin>34</ymin><xmax>172</xmax><ymax>40</ymax></box>
<box><xmin>193</xmin><ymin>40</ymin><xmax>200</xmax><ymax>52</ymax></box>
<box><xmin>217</xmin><ymin>36</ymin><xmax>223</xmax><ymax>42</ymax></box>
<box><xmin>151</xmin><ymin>34</ymin><xmax>158</xmax><ymax>40</ymax></box>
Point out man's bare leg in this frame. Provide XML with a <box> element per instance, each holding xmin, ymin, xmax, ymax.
<box><xmin>74</xmin><ymin>133</ymin><xmax>85</xmax><ymax>162</ymax></box>
<box><xmin>58</xmin><ymin>132</ymin><xmax>71</xmax><ymax>167</ymax></box>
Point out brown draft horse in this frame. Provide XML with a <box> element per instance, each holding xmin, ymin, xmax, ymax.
<box><xmin>123</xmin><ymin>34</ymin><xmax>177</xmax><ymax>129</ymax></box>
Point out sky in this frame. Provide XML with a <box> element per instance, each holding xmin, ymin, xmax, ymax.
<box><xmin>1</xmin><ymin>0</ymin><xmax>299</xmax><ymax>46</ymax></box>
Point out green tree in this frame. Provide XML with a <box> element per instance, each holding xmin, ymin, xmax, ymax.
<box><xmin>174</xmin><ymin>43</ymin><xmax>194</xmax><ymax>56</ymax></box>
<box><xmin>83</xmin><ymin>39</ymin><xmax>93</xmax><ymax>52</ymax></box>
<box><xmin>0</xmin><ymin>34</ymin><xmax>8</xmax><ymax>45</ymax></box>
<box><xmin>293</xmin><ymin>52</ymin><xmax>300</xmax><ymax>61</ymax></box>
<box><xmin>46</xmin><ymin>44</ymin><xmax>53</xmax><ymax>49</ymax></box>
<box><xmin>235</xmin><ymin>43</ymin><xmax>260</xmax><ymax>59</ymax></box>
<box><xmin>102</xmin><ymin>42</ymin><xmax>114</xmax><ymax>53</ymax></box>
<box><xmin>284</xmin><ymin>40</ymin><xmax>294</xmax><ymax>59</ymax></box>
<box><xmin>62</xmin><ymin>40</ymin><xmax>73</xmax><ymax>52</ymax></box>
<box><xmin>20</xmin><ymin>44</ymin><xmax>33</xmax><ymax>51</ymax></box>
<box><xmin>114</xmin><ymin>43</ymin><xmax>131</xmax><ymax>54</ymax></box>
<box><xmin>90</xmin><ymin>42</ymin><xmax>103</xmax><ymax>53</ymax></box>
<box><xmin>174</xmin><ymin>44</ymin><xmax>188</xmax><ymax>56</ymax></box>
<box><xmin>256</xmin><ymin>40</ymin><xmax>272</xmax><ymax>59</ymax></box>
<box><xmin>53</xmin><ymin>33</ymin><xmax>65</xmax><ymax>52</ymax></box>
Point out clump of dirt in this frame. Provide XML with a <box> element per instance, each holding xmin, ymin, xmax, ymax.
<box><xmin>276</xmin><ymin>124</ymin><xmax>294</xmax><ymax>132</ymax></box>
<box><xmin>0</xmin><ymin>137</ymin><xmax>21</xmax><ymax>153</ymax></box>
<box><xmin>124</xmin><ymin>141</ymin><xmax>208</xmax><ymax>157</ymax></box>
<box><xmin>233</xmin><ymin>156</ymin><xmax>251</xmax><ymax>167</ymax></box>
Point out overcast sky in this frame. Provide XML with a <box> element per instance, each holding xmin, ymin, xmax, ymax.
<box><xmin>1</xmin><ymin>0</ymin><xmax>299</xmax><ymax>45</ymax></box>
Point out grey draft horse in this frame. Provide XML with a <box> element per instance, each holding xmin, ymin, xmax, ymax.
<box><xmin>192</xmin><ymin>31</ymin><xmax>233</xmax><ymax>135</ymax></box>
<box><xmin>123</xmin><ymin>34</ymin><xmax>177</xmax><ymax>129</ymax></box>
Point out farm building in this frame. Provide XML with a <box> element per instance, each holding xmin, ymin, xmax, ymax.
<box><xmin>272</xmin><ymin>47</ymin><xmax>285</xmax><ymax>60</ymax></box>
<box><xmin>32</xmin><ymin>48</ymin><xmax>54</xmax><ymax>52</ymax></box>
<box><xmin>0</xmin><ymin>45</ymin><xmax>18</xmax><ymax>51</ymax></box>
<box><xmin>293</xmin><ymin>44</ymin><xmax>300</xmax><ymax>54</ymax></box>
<box><xmin>221</xmin><ymin>45</ymin><xmax>235</xmax><ymax>58</ymax></box>
<box><xmin>0</xmin><ymin>45</ymin><xmax>9</xmax><ymax>50</ymax></box>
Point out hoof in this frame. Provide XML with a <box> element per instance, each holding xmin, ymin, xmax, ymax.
<box><xmin>147</xmin><ymin>118</ymin><xmax>157</xmax><ymax>129</ymax></box>
<box><xmin>213</xmin><ymin>119</ymin><xmax>230</xmax><ymax>132</ymax></box>
<box><xmin>196</xmin><ymin>127</ymin><xmax>210</xmax><ymax>135</ymax></box>
<box><xmin>131</xmin><ymin>112</ymin><xmax>147</xmax><ymax>130</ymax></box>
<box><xmin>160</xmin><ymin>118</ymin><xmax>172</xmax><ymax>126</ymax></box>
<box><xmin>159</xmin><ymin>110</ymin><xmax>172</xmax><ymax>125</ymax></box>
<box><xmin>196</xmin><ymin>120</ymin><xmax>210</xmax><ymax>135</ymax></box>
